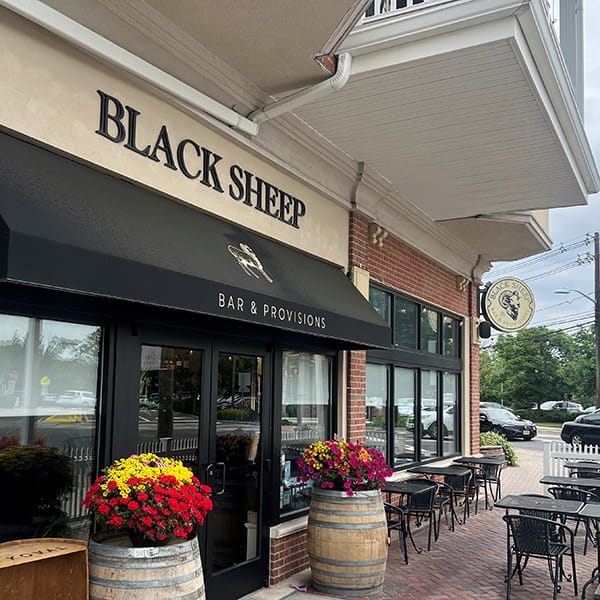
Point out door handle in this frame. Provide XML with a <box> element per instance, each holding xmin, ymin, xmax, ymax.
<box><xmin>206</xmin><ymin>462</ymin><xmax>227</xmax><ymax>495</ymax></box>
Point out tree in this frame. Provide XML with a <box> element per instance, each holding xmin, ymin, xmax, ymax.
<box><xmin>480</xmin><ymin>326</ymin><xmax>576</xmax><ymax>409</ymax></box>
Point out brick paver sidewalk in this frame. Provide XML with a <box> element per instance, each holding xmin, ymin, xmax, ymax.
<box><xmin>256</xmin><ymin>444</ymin><xmax>600</xmax><ymax>600</ymax></box>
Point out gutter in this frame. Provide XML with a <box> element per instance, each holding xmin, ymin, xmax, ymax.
<box><xmin>1</xmin><ymin>0</ymin><xmax>353</xmax><ymax>137</ymax></box>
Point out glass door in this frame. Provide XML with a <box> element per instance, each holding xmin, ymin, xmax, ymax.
<box><xmin>136</xmin><ymin>344</ymin><xmax>203</xmax><ymax>470</ymax></box>
<box><xmin>135</xmin><ymin>339</ymin><xmax>269</xmax><ymax>600</ymax></box>
<box><xmin>204</xmin><ymin>350</ymin><xmax>267</xmax><ymax>599</ymax></box>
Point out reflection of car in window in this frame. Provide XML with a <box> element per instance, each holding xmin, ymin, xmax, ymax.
<box><xmin>421</xmin><ymin>406</ymin><xmax>454</xmax><ymax>438</ymax></box>
<box><xmin>57</xmin><ymin>390</ymin><xmax>96</xmax><ymax>407</ymax></box>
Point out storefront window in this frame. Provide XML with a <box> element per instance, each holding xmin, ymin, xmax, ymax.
<box><xmin>420</xmin><ymin>308</ymin><xmax>439</xmax><ymax>353</ymax></box>
<box><xmin>394</xmin><ymin>367</ymin><xmax>415</xmax><ymax>465</ymax></box>
<box><xmin>366</xmin><ymin>363</ymin><xmax>387</xmax><ymax>457</ymax></box>
<box><xmin>0</xmin><ymin>314</ymin><xmax>101</xmax><ymax>542</ymax></box>
<box><xmin>367</xmin><ymin>285</ymin><xmax>461</xmax><ymax>468</ymax></box>
<box><xmin>394</xmin><ymin>299</ymin><xmax>417</xmax><ymax>348</ymax></box>
<box><xmin>280</xmin><ymin>351</ymin><xmax>330</xmax><ymax>514</ymax></box>
<box><xmin>369</xmin><ymin>288</ymin><xmax>391</xmax><ymax>324</ymax></box>
<box><xmin>420</xmin><ymin>370</ymin><xmax>439</xmax><ymax>459</ymax></box>
<box><xmin>443</xmin><ymin>316</ymin><xmax>459</xmax><ymax>357</ymax></box>
<box><xmin>442</xmin><ymin>372</ymin><xmax>460</xmax><ymax>455</ymax></box>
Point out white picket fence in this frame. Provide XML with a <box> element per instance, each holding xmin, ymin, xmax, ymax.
<box><xmin>543</xmin><ymin>440</ymin><xmax>600</xmax><ymax>477</ymax></box>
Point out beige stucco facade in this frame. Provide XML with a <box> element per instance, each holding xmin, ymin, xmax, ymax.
<box><xmin>0</xmin><ymin>10</ymin><xmax>349</xmax><ymax>268</ymax></box>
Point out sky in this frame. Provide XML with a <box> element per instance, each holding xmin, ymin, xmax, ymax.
<box><xmin>481</xmin><ymin>1</ymin><xmax>600</xmax><ymax>348</ymax></box>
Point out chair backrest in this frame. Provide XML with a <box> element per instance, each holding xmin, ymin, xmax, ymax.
<box><xmin>481</xmin><ymin>462</ymin><xmax>503</xmax><ymax>481</ymax></box>
<box><xmin>547</xmin><ymin>486</ymin><xmax>587</xmax><ymax>502</ymax></box>
<box><xmin>444</xmin><ymin>470</ymin><xmax>472</xmax><ymax>494</ymax></box>
<box><xmin>503</xmin><ymin>514</ymin><xmax>569</xmax><ymax>557</ymax></box>
<box><xmin>572</xmin><ymin>470</ymin><xmax>600</xmax><ymax>479</ymax></box>
<box><xmin>406</xmin><ymin>479</ymin><xmax>437</xmax><ymax>511</ymax></box>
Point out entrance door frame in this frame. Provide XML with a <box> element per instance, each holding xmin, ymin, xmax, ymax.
<box><xmin>130</xmin><ymin>324</ymin><xmax>272</xmax><ymax>600</ymax></box>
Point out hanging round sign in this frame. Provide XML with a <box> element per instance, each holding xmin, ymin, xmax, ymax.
<box><xmin>482</xmin><ymin>277</ymin><xmax>535</xmax><ymax>332</ymax></box>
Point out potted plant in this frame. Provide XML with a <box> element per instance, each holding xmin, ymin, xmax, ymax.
<box><xmin>0</xmin><ymin>435</ymin><xmax>73</xmax><ymax>541</ymax></box>
<box><xmin>297</xmin><ymin>438</ymin><xmax>392</xmax><ymax>597</ymax></box>
<box><xmin>83</xmin><ymin>453</ymin><xmax>213</xmax><ymax>599</ymax></box>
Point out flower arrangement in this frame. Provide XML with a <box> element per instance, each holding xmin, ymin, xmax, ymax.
<box><xmin>82</xmin><ymin>453</ymin><xmax>212</xmax><ymax>543</ymax></box>
<box><xmin>296</xmin><ymin>439</ymin><xmax>392</xmax><ymax>495</ymax></box>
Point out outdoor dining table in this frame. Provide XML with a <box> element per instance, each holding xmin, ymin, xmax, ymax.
<box><xmin>564</xmin><ymin>461</ymin><xmax>600</xmax><ymax>475</ymax></box>
<box><xmin>454</xmin><ymin>456</ymin><xmax>507</xmax><ymax>510</ymax></box>
<box><xmin>540</xmin><ymin>475</ymin><xmax>600</xmax><ymax>490</ymax></box>
<box><xmin>382</xmin><ymin>478</ymin><xmax>438</xmax><ymax>555</ymax></box>
<box><xmin>383</xmin><ymin>478</ymin><xmax>437</xmax><ymax>501</ymax></box>
<box><xmin>407</xmin><ymin>465</ymin><xmax>473</xmax><ymax>528</ymax></box>
<box><xmin>495</xmin><ymin>494</ymin><xmax>585</xmax><ymax>589</ymax></box>
<box><xmin>577</xmin><ymin>503</ymin><xmax>600</xmax><ymax>598</ymax></box>
<box><xmin>454</xmin><ymin>456</ymin><xmax>507</xmax><ymax>467</ymax></box>
<box><xmin>494</xmin><ymin>494</ymin><xmax>583</xmax><ymax>517</ymax></box>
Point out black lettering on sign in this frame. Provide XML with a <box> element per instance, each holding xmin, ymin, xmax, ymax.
<box><xmin>95</xmin><ymin>91</ymin><xmax>307</xmax><ymax>228</ymax></box>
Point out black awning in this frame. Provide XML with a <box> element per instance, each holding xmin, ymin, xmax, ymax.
<box><xmin>0</xmin><ymin>132</ymin><xmax>390</xmax><ymax>348</ymax></box>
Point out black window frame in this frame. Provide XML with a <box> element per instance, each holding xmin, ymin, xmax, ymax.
<box><xmin>366</xmin><ymin>284</ymin><xmax>462</xmax><ymax>469</ymax></box>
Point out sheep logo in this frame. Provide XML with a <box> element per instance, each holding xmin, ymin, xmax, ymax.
<box><xmin>228</xmin><ymin>243</ymin><xmax>273</xmax><ymax>284</ymax></box>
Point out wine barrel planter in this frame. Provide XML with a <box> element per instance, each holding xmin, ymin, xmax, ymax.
<box><xmin>88</xmin><ymin>532</ymin><xmax>205</xmax><ymax>600</ymax></box>
<box><xmin>480</xmin><ymin>445</ymin><xmax>505</xmax><ymax>460</ymax></box>
<box><xmin>308</xmin><ymin>488</ymin><xmax>388</xmax><ymax>597</ymax></box>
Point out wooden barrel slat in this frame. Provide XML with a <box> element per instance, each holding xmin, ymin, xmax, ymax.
<box><xmin>308</xmin><ymin>488</ymin><xmax>388</xmax><ymax>597</ymax></box>
<box><xmin>88</xmin><ymin>532</ymin><xmax>205</xmax><ymax>600</ymax></box>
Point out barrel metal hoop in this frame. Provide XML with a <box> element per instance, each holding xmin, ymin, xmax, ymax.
<box><xmin>309</xmin><ymin>553</ymin><xmax>386</xmax><ymax>567</ymax></box>
<box><xmin>311</xmin><ymin>566</ymin><xmax>386</xmax><ymax>579</ymax></box>
<box><xmin>310</xmin><ymin>507</ymin><xmax>383</xmax><ymax>517</ymax></box>
<box><xmin>89</xmin><ymin>553</ymin><xmax>198</xmax><ymax>569</ymax></box>
<box><xmin>308</xmin><ymin>517</ymin><xmax>386</xmax><ymax>529</ymax></box>
<box><xmin>90</xmin><ymin>568</ymin><xmax>203</xmax><ymax>589</ymax></box>
<box><xmin>90</xmin><ymin>589</ymin><xmax>203</xmax><ymax>600</ymax></box>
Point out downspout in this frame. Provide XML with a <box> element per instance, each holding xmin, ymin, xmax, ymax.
<box><xmin>248</xmin><ymin>53</ymin><xmax>353</xmax><ymax>125</ymax></box>
<box><xmin>0</xmin><ymin>0</ymin><xmax>259</xmax><ymax>136</ymax></box>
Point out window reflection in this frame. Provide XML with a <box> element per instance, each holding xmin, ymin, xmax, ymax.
<box><xmin>394</xmin><ymin>367</ymin><xmax>415</xmax><ymax>465</ymax></box>
<box><xmin>137</xmin><ymin>345</ymin><xmax>202</xmax><ymax>468</ymax></box>
<box><xmin>420</xmin><ymin>370</ymin><xmax>439</xmax><ymax>459</ymax></box>
<box><xmin>442</xmin><ymin>372</ymin><xmax>459</xmax><ymax>455</ymax></box>
<box><xmin>280</xmin><ymin>351</ymin><xmax>330</xmax><ymax>514</ymax></box>
<box><xmin>366</xmin><ymin>364</ymin><xmax>387</xmax><ymax>456</ymax></box>
<box><xmin>0</xmin><ymin>315</ymin><xmax>100</xmax><ymax>542</ymax></box>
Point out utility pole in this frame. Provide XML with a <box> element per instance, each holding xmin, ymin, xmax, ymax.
<box><xmin>595</xmin><ymin>231</ymin><xmax>600</xmax><ymax>408</ymax></box>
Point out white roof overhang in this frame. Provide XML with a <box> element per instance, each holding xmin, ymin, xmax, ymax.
<box><xmin>296</xmin><ymin>0</ymin><xmax>599</xmax><ymax>226</ymax></box>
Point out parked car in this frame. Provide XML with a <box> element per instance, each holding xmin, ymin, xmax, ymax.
<box><xmin>479</xmin><ymin>407</ymin><xmax>537</xmax><ymax>441</ymax></box>
<box><xmin>480</xmin><ymin>401</ymin><xmax>505</xmax><ymax>409</ymax></box>
<box><xmin>561</xmin><ymin>411</ymin><xmax>600</xmax><ymax>446</ymax></box>
<box><xmin>57</xmin><ymin>389</ymin><xmax>96</xmax><ymax>407</ymax></box>
<box><xmin>583</xmin><ymin>406</ymin><xmax>599</xmax><ymax>414</ymax></box>
<box><xmin>539</xmin><ymin>401</ymin><xmax>584</xmax><ymax>413</ymax></box>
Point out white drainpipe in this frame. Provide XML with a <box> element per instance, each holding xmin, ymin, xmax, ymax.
<box><xmin>1</xmin><ymin>0</ymin><xmax>352</xmax><ymax>137</ymax></box>
<box><xmin>248</xmin><ymin>53</ymin><xmax>353</xmax><ymax>125</ymax></box>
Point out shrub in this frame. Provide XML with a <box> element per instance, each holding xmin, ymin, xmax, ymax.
<box><xmin>480</xmin><ymin>431</ymin><xmax>519</xmax><ymax>467</ymax></box>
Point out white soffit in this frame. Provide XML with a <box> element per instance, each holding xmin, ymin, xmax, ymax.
<box><xmin>440</xmin><ymin>212</ymin><xmax>553</xmax><ymax>262</ymax></box>
<box><xmin>295</xmin><ymin>0</ymin><xmax>599</xmax><ymax>222</ymax></box>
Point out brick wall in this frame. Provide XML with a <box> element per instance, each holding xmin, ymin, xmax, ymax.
<box><xmin>269</xmin><ymin>529</ymin><xmax>309</xmax><ymax>585</ymax></box>
<box><xmin>266</xmin><ymin>211</ymin><xmax>482</xmax><ymax>586</ymax></box>
<box><xmin>347</xmin><ymin>211</ymin><xmax>480</xmax><ymax>446</ymax></box>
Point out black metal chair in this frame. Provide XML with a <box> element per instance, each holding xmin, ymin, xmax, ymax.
<box><xmin>399</xmin><ymin>479</ymin><xmax>439</xmax><ymax>552</ymax></box>
<box><xmin>547</xmin><ymin>486</ymin><xmax>600</xmax><ymax>554</ymax></box>
<box><xmin>384</xmin><ymin>502</ymin><xmax>408</xmax><ymax>564</ymax></box>
<box><xmin>442</xmin><ymin>469</ymin><xmax>473</xmax><ymax>527</ymax></box>
<box><xmin>474</xmin><ymin>462</ymin><xmax>504</xmax><ymax>509</ymax></box>
<box><xmin>502</xmin><ymin>514</ymin><xmax>577</xmax><ymax>600</ymax></box>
